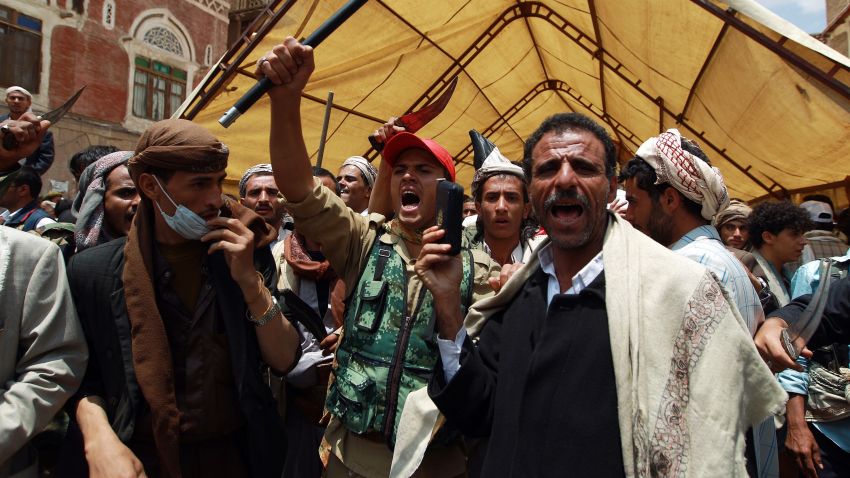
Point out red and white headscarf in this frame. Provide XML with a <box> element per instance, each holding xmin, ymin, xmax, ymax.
<box><xmin>636</xmin><ymin>128</ymin><xmax>729</xmax><ymax>221</ymax></box>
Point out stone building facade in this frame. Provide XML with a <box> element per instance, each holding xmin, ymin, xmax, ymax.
<box><xmin>823</xmin><ymin>0</ymin><xmax>850</xmax><ymax>56</ymax></box>
<box><xmin>0</xmin><ymin>0</ymin><xmax>230</xmax><ymax>195</ymax></box>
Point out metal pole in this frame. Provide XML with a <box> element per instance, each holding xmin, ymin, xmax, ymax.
<box><xmin>316</xmin><ymin>90</ymin><xmax>334</xmax><ymax>168</ymax></box>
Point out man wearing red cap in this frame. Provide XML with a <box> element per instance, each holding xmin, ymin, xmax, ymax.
<box><xmin>262</xmin><ymin>39</ymin><xmax>498</xmax><ymax>477</ymax></box>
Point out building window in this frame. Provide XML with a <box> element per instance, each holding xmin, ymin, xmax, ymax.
<box><xmin>102</xmin><ymin>0</ymin><xmax>115</xmax><ymax>29</ymax></box>
<box><xmin>132</xmin><ymin>56</ymin><xmax>186</xmax><ymax>121</ymax></box>
<box><xmin>143</xmin><ymin>26</ymin><xmax>184</xmax><ymax>57</ymax></box>
<box><xmin>204</xmin><ymin>44</ymin><xmax>213</xmax><ymax>66</ymax></box>
<box><xmin>0</xmin><ymin>6</ymin><xmax>42</xmax><ymax>93</ymax></box>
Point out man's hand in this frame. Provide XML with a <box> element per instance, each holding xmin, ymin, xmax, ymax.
<box><xmin>77</xmin><ymin>396</ymin><xmax>147</xmax><ymax>478</ymax></box>
<box><xmin>415</xmin><ymin>226</ymin><xmax>464</xmax><ymax>339</ymax></box>
<box><xmin>785</xmin><ymin>394</ymin><xmax>823</xmax><ymax>478</ymax></box>
<box><xmin>0</xmin><ymin>113</ymin><xmax>51</xmax><ymax>161</ymax></box>
<box><xmin>202</xmin><ymin>217</ymin><xmax>257</xmax><ymax>293</ymax></box>
<box><xmin>320</xmin><ymin>330</ymin><xmax>341</xmax><ymax>355</ymax></box>
<box><xmin>256</xmin><ymin>36</ymin><xmax>315</xmax><ymax>102</ymax></box>
<box><xmin>372</xmin><ymin>116</ymin><xmax>406</xmax><ymax>147</ymax></box>
<box><xmin>753</xmin><ymin>317</ymin><xmax>811</xmax><ymax>372</ymax></box>
<box><xmin>85</xmin><ymin>434</ymin><xmax>147</xmax><ymax>478</ymax></box>
<box><xmin>489</xmin><ymin>262</ymin><xmax>522</xmax><ymax>292</ymax></box>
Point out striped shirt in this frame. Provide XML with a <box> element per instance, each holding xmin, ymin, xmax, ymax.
<box><xmin>670</xmin><ymin>225</ymin><xmax>764</xmax><ymax>334</ymax></box>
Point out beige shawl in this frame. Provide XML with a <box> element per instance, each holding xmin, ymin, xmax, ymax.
<box><xmin>392</xmin><ymin>213</ymin><xmax>786</xmax><ymax>477</ymax></box>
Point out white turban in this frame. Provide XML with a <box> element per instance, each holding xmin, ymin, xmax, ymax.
<box><xmin>5</xmin><ymin>86</ymin><xmax>32</xmax><ymax>99</ymax></box>
<box><xmin>471</xmin><ymin>145</ymin><xmax>525</xmax><ymax>198</ymax></box>
<box><xmin>636</xmin><ymin>129</ymin><xmax>729</xmax><ymax>221</ymax></box>
<box><xmin>341</xmin><ymin>156</ymin><xmax>377</xmax><ymax>187</ymax></box>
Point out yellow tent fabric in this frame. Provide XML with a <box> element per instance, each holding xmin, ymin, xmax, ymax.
<box><xmin>181</xmin><ymin>0</ymin><xmax>850</xmax><ymax>206</ymax></box>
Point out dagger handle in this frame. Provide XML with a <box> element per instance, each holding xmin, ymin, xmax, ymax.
<box><xmin>368</xmin><ymin>134</ymin><xmax>384</xmax><ymax>153</ymax></box>
<box><xmin>780</xmin><ymin>328</ymin><xmax>800</xmax><ymax>361</ymax></box>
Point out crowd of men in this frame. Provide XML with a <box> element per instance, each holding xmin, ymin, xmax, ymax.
<box><xmin>1</xmin><ymin>36</ymin><xmax>850</xmax><ymax>478</ymax></box>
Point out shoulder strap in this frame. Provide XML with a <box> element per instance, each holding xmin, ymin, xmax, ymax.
<box><xmin>373</xmin><ymin>243</ymin><xmax>393</xmax><ymax>281</ymax></box>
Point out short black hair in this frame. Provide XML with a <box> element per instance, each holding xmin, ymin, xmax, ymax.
<box><xmin>69</xmin><ymin>145</ymin><xmax>119</xmax><ymax>177</ymax></box>
<box><xmin>747</xmin><ymin>200</ymin><xmax>811</xmax><ymax>248</ymax></box>
<box><xmin>522</xmin><ymin>113</ymin><xmax>617</xmax><ymax>179</ymax></box>
<box><xmin>313</xmin><ymin>166</ymin><xmax>338</xmax><ymax>193</ymax></box>
<box><xmin>12</xmin><ymin>167</ymin><xmax>42</xmax><ymax>199</ymax></box>
<box><xmin>618</xmin><ymin>135</ymin><xmax>711</xmax><ymax>220</ymax></box>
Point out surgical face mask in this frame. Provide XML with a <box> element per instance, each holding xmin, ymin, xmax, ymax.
<box><xmin>153</xmin><ymin>176</ymin><xmax>215</xmax><ymax>240</ymax></box>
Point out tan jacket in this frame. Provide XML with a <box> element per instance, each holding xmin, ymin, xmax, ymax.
<box><xmin>0</xmin><ymin>227</ymin><xmax>87</xmax><ymax>476</ymax></box>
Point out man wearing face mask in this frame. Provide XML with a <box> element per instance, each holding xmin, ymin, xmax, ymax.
<box><xmin>60</xmin><ymin>119</ymin><xmax>301</xmax><ymax>478</ymax></box>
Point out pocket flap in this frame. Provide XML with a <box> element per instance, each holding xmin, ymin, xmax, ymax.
<box><xmin>361</xmin><ymin>280</ymin><xmax>387</xmax><ymax>300</ymax></box>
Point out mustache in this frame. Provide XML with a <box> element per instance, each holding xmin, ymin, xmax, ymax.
<box><xmin>543</xmin><ymin>189</ymin><xmax>590</xmax><ymax>212</ymax></box>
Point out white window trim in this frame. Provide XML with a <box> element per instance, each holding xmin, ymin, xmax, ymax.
<box><xmin>101</xmin><ymin>0</ymin><xmax>115</xmax><ymax>30</ymax></box>
<box><xmin>122</xmin><ymin>9</ymin><xmax>197</xmax><ymax>132</ymax></box>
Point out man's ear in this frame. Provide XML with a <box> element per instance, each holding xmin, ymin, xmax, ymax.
<box><xmin>239</xmin><ymin>197</ymin><xmax>248</xmax><ymax>207</ymax></box>
<box><xmin>762</xmin><ymin>230</ymin><xmax>776</xmax><ymax>246</ymax></box>
<box><xmin>137</xmin><ymin>173</ymin><xmax>160</xmax><ymax>202</ymax></box>
<box><xmin>659</xmin><ymin>186</ymin><xmax>679</xmax><ymax>213</ymax></box>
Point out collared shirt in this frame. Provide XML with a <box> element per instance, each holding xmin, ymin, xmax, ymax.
<box><xmin>438</xmin><ymin>244</ymin><xmax>604</xmax><ymax>382</ymax></box>
<box><xmin>671</xmin><ymin>225</ymin><xmax>763</xmax><ymax>334</ymax></box>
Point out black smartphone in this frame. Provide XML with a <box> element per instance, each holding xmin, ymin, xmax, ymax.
<box><xmin>435</xmin><ymin>179</ymin><xmax>464</xmax><ymax>255</ymax></box>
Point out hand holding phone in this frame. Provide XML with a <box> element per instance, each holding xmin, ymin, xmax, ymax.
<box><xmin>435</xmin><ymin>179</ymin><xmax>464</xmax><ymax>255</ymax></box>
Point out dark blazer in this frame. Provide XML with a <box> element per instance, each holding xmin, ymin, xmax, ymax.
<box><xmin>61</xmin><ymin>237</ymin><xmax>286</xmax><ymax>477</ymax></box>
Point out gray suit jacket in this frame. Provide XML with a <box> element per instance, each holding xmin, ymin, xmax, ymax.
<box><xmin>0</xmin><ymin>227</ymin><xmax>87</xmax><ymax>474</ymax></box>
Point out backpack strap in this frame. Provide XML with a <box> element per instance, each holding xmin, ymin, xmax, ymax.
<box><xmin>373</xmin><ymin>243</ymin><xmax>393</xmax><ymax>281</ymax></box>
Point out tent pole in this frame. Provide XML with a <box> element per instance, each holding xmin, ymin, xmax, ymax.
<box><xmin>316</xmin><ymin>91</ymin><xmax>334</xmax><ymax>168</ymax></box>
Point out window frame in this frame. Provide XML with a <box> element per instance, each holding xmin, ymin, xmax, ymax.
<box><xmin>0</xmin><ymin>5</ymin><xmax>43</xmax><ymax>93</ymax></box>
<box><xmin>132</xmin><ymin>55</ymin><xmax>187</xmax><ymax>121</ymax></box>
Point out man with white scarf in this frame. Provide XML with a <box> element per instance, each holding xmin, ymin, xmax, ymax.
<box><xmin>416</xmin><ymin>114</ymin><xmax>785</xmax><ymax>477</ymax></box>
<box><xmin>336</xmin><ymin>156</ymin><xmax>376</xmax><ymax>215</ymax></box>
<box><xmin>619</xmin><ymin>130</ymin><xmax>773</xmax><ymax>477</ymax></box>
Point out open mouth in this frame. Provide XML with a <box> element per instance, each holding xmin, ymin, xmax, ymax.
<box><xmin>401</xmin><ymin>191</ymin><xmax>421</xmax><ymax>211</ymax></box>
<box><xmin>550</xmin><ymin>203</ymin><xmax>584</xmax><ymax>221</ymax></box>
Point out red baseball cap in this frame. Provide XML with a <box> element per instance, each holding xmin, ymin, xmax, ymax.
<box><xmin>381</xmin><ymin>132</ymin><xmax>456</xmax><ymax>182</ymax></box>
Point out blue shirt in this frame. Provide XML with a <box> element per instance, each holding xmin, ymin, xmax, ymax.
<box><xmin>671</xmin><ymin>225</ymin><xmax>764</xmax><ymax>334</ymax></box>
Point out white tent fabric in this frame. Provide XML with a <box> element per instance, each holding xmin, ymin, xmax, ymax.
<box><xmin>181</xmin><ymin>0</ymin><xmax>850</xmax><ymax>206</ymax></box>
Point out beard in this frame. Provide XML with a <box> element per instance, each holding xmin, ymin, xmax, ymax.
<box><xmin>646</xmin><ymin>204</ymin><xmax>675</xmax><ymax>246</ymax></box>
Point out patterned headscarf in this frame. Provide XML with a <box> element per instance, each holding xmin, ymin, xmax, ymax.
<box><xmin>72</xmin><ymin>151</ymin><xmax>134</xmax><ymax>251</ymax></box>
<box><xmin>340</xmin><ymin>156</ymin><xmax>377</xmax><ymax>187</ymax></box>
<box><xmin>636</xmin><ymin>128</ymin><xmax>729</xmax><ymax>221</ymax></box>
<box><xmin>471</xmin><ymin>147</ymin><xmax>525</xmax><ymax>199</ymax></box>
<box><xmin>239</xmin><ymin>163</ymin><xmax>274</xmax><ymax>198</ymax></box>
<box><xmin>712</xmin><ymin>199</ymin><xmax>752</xmax><ymax>228</ymax></box>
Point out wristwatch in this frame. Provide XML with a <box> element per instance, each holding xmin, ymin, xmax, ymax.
<box><xmin>247</xmin><ymin>295</ymin><xmax>281</xmax><ymax>327</ymax></box>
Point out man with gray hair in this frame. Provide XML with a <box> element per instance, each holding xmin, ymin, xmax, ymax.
<box><xmin>336</xmin><ymin>156</ymin><xmax>376</xmax><ymax>214</ymax></box>
<box><xmin>1</xmin><ymin>87</ymin><xmax>54</xmax><ymax>175</ymax></box>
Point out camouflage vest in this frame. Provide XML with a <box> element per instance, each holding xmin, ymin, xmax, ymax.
<box><xmin>326</xmin><ymin>235</ymin><xmax>474</xmax><ymax>448</ymax></box>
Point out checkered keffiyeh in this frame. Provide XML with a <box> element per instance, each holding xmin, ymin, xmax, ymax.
<box><xmin>637</xmin><ymin>128</ymin><xmax>729</xmax><ymax>221</ymax></box>
<box><xmin>73</xmin><ymin>151</ymin><xmax>134</xmax><ymax>251</ymax></box>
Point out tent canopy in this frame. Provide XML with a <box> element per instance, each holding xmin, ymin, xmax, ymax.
<box><xmin>181</xmin><ymin>0</ymin><xmax>850</xmax><ymax>206</ymax></box>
